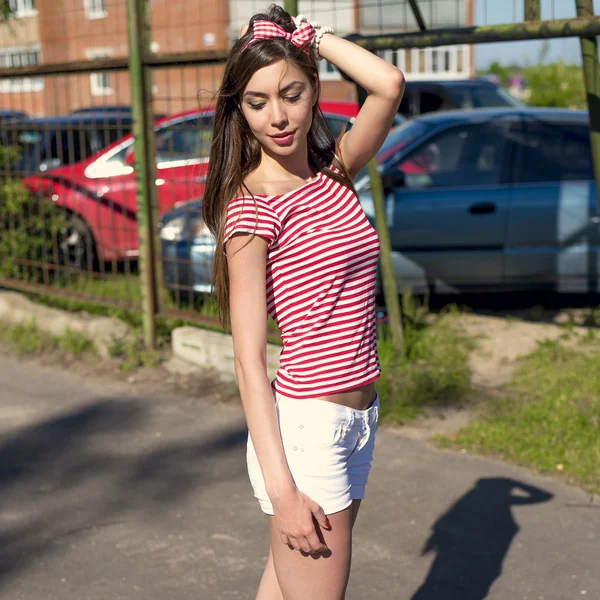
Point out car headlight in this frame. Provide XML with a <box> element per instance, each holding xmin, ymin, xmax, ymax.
<box><xmin>160</xmin><ymin>216</ymin><xmax>185</xmax><ymax>241</ymax></box>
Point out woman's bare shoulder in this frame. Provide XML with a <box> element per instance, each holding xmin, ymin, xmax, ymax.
<box><xmin>240</xmin><ymin>171</ymin><xmax>270</xmax><ymax>197</ymax></box>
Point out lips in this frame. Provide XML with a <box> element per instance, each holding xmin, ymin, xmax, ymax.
<box><xmin>269</xmin><ymin>130</ymin><xmax>296</xmax><ymax>146</ymax></box>
<box><xmin>269</xmin><ymin>131</ymin><xmax>295</xmax><ymax>139</ymax></box>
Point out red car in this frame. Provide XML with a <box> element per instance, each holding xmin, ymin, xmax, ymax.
<box><xmin>22</xmin><ymin>101</ymin><xmax>363</xmax><ymax>267</ymax></box>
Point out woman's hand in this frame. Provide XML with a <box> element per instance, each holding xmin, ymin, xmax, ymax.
<box><xmin>271</xmin><ymin>488</ymin><xmax>331</xmax><ymax>554</ymax></box>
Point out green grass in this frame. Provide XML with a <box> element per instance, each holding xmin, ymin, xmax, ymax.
<box><xmin>108</xmin><ymin>335</ymin><xmax>163</xmax><ymax>372</ymax></box>
<box><xmin>376</xmin><ymin>297</ymin><xmax>473</xmax><ymax>425</ymax></box>
<box><xmin>436</xmin><ymin>339</ymin><xmax>600</xmax><ymax>495</ymax></box>
<box><xmin>0</xmin><ymin>318</ymin><xmax>95</xmax><ymax>357</ymax></box>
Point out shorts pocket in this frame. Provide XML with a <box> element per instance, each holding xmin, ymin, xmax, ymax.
<box><xmin>299</xmin><ymin>419</ymin><xmax>350</xmax><ymax>449</ymax></box>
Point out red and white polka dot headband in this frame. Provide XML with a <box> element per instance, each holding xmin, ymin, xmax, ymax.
<box><xmin>242</xmin><ymin>20</ymin><xmax>315</xmax><ymax>56</ymax></box>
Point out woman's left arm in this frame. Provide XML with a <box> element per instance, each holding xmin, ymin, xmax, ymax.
<box><xmin>318</xmin><ymin>34</ymin><xmax>405</xmax><ymax>176</ymax></box>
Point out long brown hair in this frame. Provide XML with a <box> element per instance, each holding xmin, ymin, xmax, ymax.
<box><xmin>202</xmin><ymin>4</ymin><xmax>355</xmax><ymax>328</ymax></box>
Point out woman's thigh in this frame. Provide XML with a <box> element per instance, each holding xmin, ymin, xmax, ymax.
<box><xmin>269</xmin><ymin>504</ymin><xmax>354</xmax><ymax>600</ymax></box>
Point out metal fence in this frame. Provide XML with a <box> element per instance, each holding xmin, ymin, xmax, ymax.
<box><xmin>0</xmin><ymin>0</ymin><xmax>599</xmax><ymax>347</ymax></box>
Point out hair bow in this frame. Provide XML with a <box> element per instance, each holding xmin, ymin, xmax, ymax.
<box><xmin>242</xmin><ymin>20</ymin><xmax>315</xmax><ymax>55</ymax></box>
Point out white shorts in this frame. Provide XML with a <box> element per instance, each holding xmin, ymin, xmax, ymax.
<box><xmin>246</xmin><ymin>391</ymin><xmax>380</xmax><ymax>515</ymax></box>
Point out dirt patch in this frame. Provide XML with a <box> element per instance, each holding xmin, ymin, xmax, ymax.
<box><xmin>456</xmin><ymin>312</ymin><xmax>598</xmax><ymax>388</ymax></box>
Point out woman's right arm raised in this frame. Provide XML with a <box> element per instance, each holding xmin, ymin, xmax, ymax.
<box><xmin>226</xmin><ymin>232</ymin><xmax>330</xmax><ymax>554</ymax></box>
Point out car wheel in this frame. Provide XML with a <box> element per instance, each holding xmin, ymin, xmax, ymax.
<box><xmin>58</xmin><ymin>214</ymin><xmax>96</xmax><ymax>271</ymax></box>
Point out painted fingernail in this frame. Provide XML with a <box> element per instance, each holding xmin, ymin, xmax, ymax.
<box><xmin>325</xmin><ymin>519</ymin><xmax>331</xmax><ymax>529</ymax></box>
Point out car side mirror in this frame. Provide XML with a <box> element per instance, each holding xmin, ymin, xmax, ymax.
<box><xmin>381</xmin><ymin>170</ymin><xmax>405</xmax><ymax>191</ymax></box>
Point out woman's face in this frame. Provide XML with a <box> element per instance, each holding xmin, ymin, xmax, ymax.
<box><xmin>240</xmin><ymin>59</ymin><xmax>316</xmax><ymax>156</ymax></box>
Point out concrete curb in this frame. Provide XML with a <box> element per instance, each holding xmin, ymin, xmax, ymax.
<box><xmin>171</xmin><ymin>326</ymin><xmax>280</xmax><ymax>381</ymax></box>
<box><xmin>0</xmin><ymin>290</ymin><xmax>130</xmax><ymax>358</ymax></box>
<box><xmin>0</xmin><ymin>289</ymin><xmax>281</xmax><ymax>382</ymax></box>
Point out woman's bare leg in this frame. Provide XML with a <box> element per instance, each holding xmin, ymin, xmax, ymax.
<box><xmin>256</xmin><ymin>546</ymin><xmax>283</xmax><ymax>600</ymax></box>
<box><xmin>256</xmin><ymin>500</ymin><xmax>363</xmax><ymax>600</ymax></box>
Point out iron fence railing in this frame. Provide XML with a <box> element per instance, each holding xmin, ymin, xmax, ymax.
<box><xmin>0</xmin><ymin>0</ymin><xmax>598</xmax><ymax>347</ymax></box>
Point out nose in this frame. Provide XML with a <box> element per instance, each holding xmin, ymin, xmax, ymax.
<box><xmin>270</xmin><ymin>100</ymin><xmax>288</xmax><ymax>129</ymax></box>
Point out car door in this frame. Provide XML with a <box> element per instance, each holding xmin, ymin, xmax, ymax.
<box><xmin>504</xmin><ymin>118</ymin><xmax>599</xmax><ymax>292</ymax></box>
<box><xmin>381</xmin><ymin>118</ymin><xmax>514</xmax><ymax>292</ymax></box>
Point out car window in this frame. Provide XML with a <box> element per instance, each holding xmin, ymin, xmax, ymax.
<box><xmin>155</xmin><ymin>115</ymin><xmax>213</xmax><ymax>166</ymax></box>
<box><xmin>448</xmin><ymin>85</ymin><xmax>524</xmax><ymax>109</ymax></box>
<box><xmin>398</xmin><ymin>92</ymin><xmax>411</xmax><ymax>117</ymax></box>
<box><xmin>92</xmin><ymin>122</ymin><xmax>132</xmax><ymax>152</ymax></box>
<box><xmin>11</xmin><ymin>128</ymin><xmax>93</xmax><ymax>170</ymax></box>
<box><xmin>325</xmin><ymin>115</ymin><xmax>352</xmax><ymax>139</ymax></box>
<box><xmin>515</xmin><ymin>121</ymin><xmax>593</xmax><ymax>183</ymax></box>
<box><xmin>391</xmin><ymin>122</ymin><xmax>509</xmax><ymax>189</ymax></box>
<box><xmin>50</xmin><ymin>129</ymin><xmax>91</xmax><ymax>164</ymax></box>
<box><xmin>419</xmin><ymin>91</ymin><xmax>446</xmax><ymax>114</ymax></box>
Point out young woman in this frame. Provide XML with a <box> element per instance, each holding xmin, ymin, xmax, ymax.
<box><xmin>202</xmin><ymin>5</ymin><xmax>404</xmax><ymax>599</ymax></box>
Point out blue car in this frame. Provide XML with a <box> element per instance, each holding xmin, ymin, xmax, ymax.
<box><xmin>160</xmin><ymin>107</ymin><xmax>600</xmax><ymax>299</ymax></box>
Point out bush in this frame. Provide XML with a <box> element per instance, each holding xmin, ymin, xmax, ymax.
<box><xmin>376</xmin><ymin>294</ymin><xmax>473</xmax><ymax>424</ymax></box>
<box><xmin>0</xmin><ymin>146</ymin><xmax>65</xmax><ymax>283</ymax></box>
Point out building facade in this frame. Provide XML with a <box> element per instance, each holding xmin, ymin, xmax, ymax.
<box><xmin>0</xmin><ymin>0</ymin><xmax>474</xmax><ymax>117</ymax></box>
<box><xmin>0</xmin><ymin>0</ymin><xmax>229</xmax><ymax>116</ymax></box>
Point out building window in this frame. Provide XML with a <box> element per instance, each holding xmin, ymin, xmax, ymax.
<box><xmin>318</xmin><ymin>60</ymin><xmax>341</xmax><ymax>81</ymax></box>
<box><xmin>404</xmin><ymin>50</ymin><xmax>413</xmax><ymax>74</ymax></box>
<box><xmin>418</xmin><ymin>49</ymin><xmax>426</xmax><ymax>73</ymax></box>
<box><xmin>431</xmin><ymin>50</ymin><xmax>439</xmax><ymax>73</ymax></box>
<box><xmin>86</xmin><ymin>48</ymin><xmax>113</xmax><ymax>96</ymax></box>
<box><xmin>84</xmin><ymin>0</ymin><xmax>106</xmax><ymax>19</ymax></box>
<box><xmin>8</xmin><ymin>0</ymin><xmax>37</xmax><ymax>17</ymax></box>
<box><xmin>457</xmin><ymin>48</ymin><xmax>464</xmax><ymax>72</ymax></box>
<box><xmin>0</xmin><ymin>47</ymin><xmax>43</xmax><ymax>92</ymax></box>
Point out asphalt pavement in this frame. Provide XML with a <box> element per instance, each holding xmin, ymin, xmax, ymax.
<box><xmin>0</xmin><ymin>355</ymin><xmax>598</xmax><ymax>600</ymax></box>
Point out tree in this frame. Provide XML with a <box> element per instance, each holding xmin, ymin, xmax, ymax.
<box><xmin>524</xmin><ymin>62</ymin><xmax>586</xmax><ymax>109</ymax></box>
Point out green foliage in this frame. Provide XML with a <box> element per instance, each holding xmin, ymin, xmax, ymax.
<box><xmin>439</xmin><ymin>341</ymin><xmax>600</xmax><ymax>495</ymax></box>
<box><xmin>525</xmin><ymin>62</ymin><xmax>586</xmax><ymax>109</ymax></box>
<box><xmin>0</xmin><ymin>2</ymin><xmax>15</xmax><ymax>21</ymax></box>
<box><xmin>108</xmin><ymin>335</ymin><xmax>163</xmax><ymax>371</ymax></box>
<box><xmin>376</xmin><ymin>295</ymin><xmax>473</xmax><ymax>424</ymax></box>
<box><xmin>479</xmin><ymin>61</ymin><xmax>587</xmax><ymax>109</ymax></box>
<box><xmin>0</xmin><ymin>318</ymin><xmax>51</xmax><ymax>354</ymax></box>
<box><xmin>0</xmin><ymin>144</ymin><xmax>66</xmax><ymax>283</ymax></box>
<box><xmin>56</xmin><ymin>328</ymin><xmax>96</xmax><ymax>355</ymax></box>
<box><xmin>0</xmin><ymin>318</ymin><xmax>95</xmax><ymax>357</ymax></box>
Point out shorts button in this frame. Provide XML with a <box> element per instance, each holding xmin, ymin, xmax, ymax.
<box><xmin>293</xmin><ymin>446</ymin><xmax>298</xmax><ymax>451</ymax></box>
<box><xmin>299</xmin><ymin>425</ymin><xmax>304</xmax><ymax>429</ymax></box>
<box><xmin>300</xmin><ymin>448</ymin><xmax>304</xmax><ymax>452</ymax></box>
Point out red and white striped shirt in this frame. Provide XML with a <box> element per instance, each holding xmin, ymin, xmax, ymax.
<box><xmin>224</xmin><ymin>169</ymin><xmax>381</xmax><ymax>399</ymax></box>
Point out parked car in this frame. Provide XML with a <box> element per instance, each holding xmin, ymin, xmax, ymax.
<box><xmin>71</xmin><ymin>105</ymin><xmax>133</xmax><ymax>115</ymax></box>
<box><xmin>2</xmin><ymin>113</ymin><xmax>132</xmax><ymax>174</ymax></box>
<box><xmin>160</xmin><ymin>107</ymin><xmax>600</xmax><ymax>298</ymax></box>
<box><xmin>0</xmin><ymin>109</ymin><xmax>29</xmax><ymax>124</ymax></box>
<box><xmin>71</xmin><ymin>106</ymin><xmax>166</xmax><ymax>119</ymax></box>
<box><xmin>22</xmin><ymin>102</ymin><xmax>385</xmax><ymax>267</ymax></box>
<box><xmin>398</xmin><ymin>79</ymin><xmax>524</xmax><ymax>119</ymax></box>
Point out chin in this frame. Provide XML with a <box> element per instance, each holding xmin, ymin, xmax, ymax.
<box><xmin>265</xmin><ymin>141</ymin><xmax>298</xmax><ymax>155</ymax></box>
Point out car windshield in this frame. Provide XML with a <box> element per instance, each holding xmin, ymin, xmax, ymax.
<box><xmin>353</xmin><ymin>119</ymin><xmax>433</xmax><ymax>182</ymax></box>
<box><xmin>447</xmin><ymin>84</ymin><xmax>524</xmax><ymax>109</ymax></box>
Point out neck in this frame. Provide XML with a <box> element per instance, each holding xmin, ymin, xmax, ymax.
<box><xmin>259</xmin><ymin>140</ymin><xmax>313</xmax><ymax>181</ymax></box>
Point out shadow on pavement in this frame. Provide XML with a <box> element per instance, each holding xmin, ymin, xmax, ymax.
<box><xmin>411</xmin><ymin>477</ymin><xmax>553</xmax><ymax>600</ymax></box>
<box><xmin>0</xmin><ymin>398</ymin><xmax>247</xmax><ymax>587</ymax></box>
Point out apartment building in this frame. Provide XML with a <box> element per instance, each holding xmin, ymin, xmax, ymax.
<box><xmin>0</xmin><ymin>0</ymin><xmax>228</xmax><ymax>116</ymax></box>
<box><xmin>0</xmin><ymin>0</ymin><xmax>474</xmax><ymax>117</ymax></box>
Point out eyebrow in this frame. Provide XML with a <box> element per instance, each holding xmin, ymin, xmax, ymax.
<box><xmin>243</xmin><ymin>80</ymin><xmax>305</xmax><ymax>99</ymax></box>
